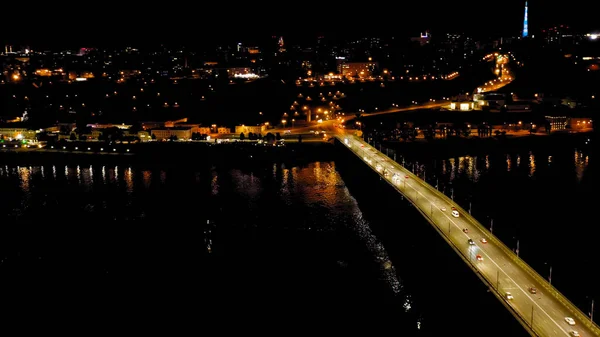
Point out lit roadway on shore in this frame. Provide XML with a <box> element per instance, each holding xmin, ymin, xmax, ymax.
<box><xmin>336</xmin><ymin>133</ymin><xmax>600</xmax><ymax>337</ymax></box>
<box><xmin>273</xmin><ymin>101</ymin><xmax>449</xmax><ymax>138</ymax></box>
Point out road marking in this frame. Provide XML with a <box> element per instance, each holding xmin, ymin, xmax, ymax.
<box><xmin>348</xmin><ymin>139</ymin><xmax>572</xmax><ymax>336</ymax></box>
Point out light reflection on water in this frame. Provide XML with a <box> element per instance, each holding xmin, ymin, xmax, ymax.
<box><xmin>0</xmin><ymin>162</ymin><xmax>405</xmax><ymax>299</ymax></box>
<box><xmin>210</xmin><ymin>170</ymin><xmax>218</xmax><ymax>196</ymax></box>
<box><xmin>528</xmin><ymin>152</ymin><xmax>536</xmax><ymax>178</ymax></box>
<box><xmin>457</xmin><ymin>157</ymin><xmax>465</xmax><ymax>175</ymax></box>
<box><xmin>143</xmin><ymin>170</ymin><xmax>152</xmax><ymax>190</ymax></box>
<box><xmin>428</xmin><ymin>148</ymin><xmax>590</xmax><ymax>184</ymax></box>
<box><xmin>575</xmin><ymin>149</ymin><xmax>589</xmax><ymax>182</ymax></box>
<box><xmin>228</xmin><ymin>161</ymin><xmax>405</xmax><ymax>297</ymax></box>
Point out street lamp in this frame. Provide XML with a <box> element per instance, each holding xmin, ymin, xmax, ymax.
<box><xmin>291</xmin><ymin>119</ymin><xmax>295</xmax><ymax>128</ymax></box>
<box><xmin>545</xmin><ymin>262</ymin><xmax>552</xmax><ymax>284</ymax></box>
<box><xmin>282</xmin><ymin>119</ymin><xmax>287</xmax><ymax>128</ymax></box>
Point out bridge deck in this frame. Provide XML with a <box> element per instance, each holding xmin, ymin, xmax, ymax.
<box><xmin>337</xmin><ymin>134</ymin><xmax>599</xmax><ymax>337</ymax></box>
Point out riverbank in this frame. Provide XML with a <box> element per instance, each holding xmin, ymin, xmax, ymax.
<box><xmin>381</xmin><ymin>131</ymin><xmax>593</xmax><ymax>160</ymax></box>
<box><xmin>0</xmin><ymin>141</ymin><xmax>336</xmax><ymax>166</ymax></box>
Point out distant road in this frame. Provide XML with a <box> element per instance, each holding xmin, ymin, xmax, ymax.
<box><xmin>360</xmin><ymin>101</ymin><xmax>448</xmax><ymax>117</ymax></box>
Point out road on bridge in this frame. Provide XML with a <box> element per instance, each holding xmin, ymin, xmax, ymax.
<box><xmin>337</xmin><ymin>134</ymin><xmax>599</xmax><ymax>337</ymax></box>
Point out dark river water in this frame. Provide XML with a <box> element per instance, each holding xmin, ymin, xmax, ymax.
<box><xmin>0</xmin><ymin>138</ymin><xmax>594</xmax><ymax>334</ymax></box>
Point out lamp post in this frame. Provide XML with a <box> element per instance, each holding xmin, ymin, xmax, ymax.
<box><xmin>282</xmin><ymin>119</ymin><xmax>287</xmax><ymax>128</ymax></box>
<box><xmin>545</xmin><ymin>262</ymin><xmax>552</xmax><ymax>284</ymax></box>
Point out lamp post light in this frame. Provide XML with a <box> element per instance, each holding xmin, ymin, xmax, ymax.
<box><xmin>545</xmin><ymin>262</ymin><xmax>552</xmax><ymax>284</ymax></box>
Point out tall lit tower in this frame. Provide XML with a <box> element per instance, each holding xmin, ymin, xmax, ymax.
<box><xmin>522</xmin><ymin>1</ymin><xmax>529</xmax><ymax>38</ymax></box>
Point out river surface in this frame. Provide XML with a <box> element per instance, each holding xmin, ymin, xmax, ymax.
<box><xmin>0</xmin><ymin>139</ymin><xmax>593</xmax><ymax>334</ymax></box>
<box><xmin>0</xmin><ymin>158</ymin><xmax>414</xmax><ymax>333</ymax></box>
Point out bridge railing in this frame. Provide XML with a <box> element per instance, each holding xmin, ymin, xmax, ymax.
<box><xmin>336</xmin><ymin>134</ymin><xmax>600</xmax><ymax>335</ymax></box>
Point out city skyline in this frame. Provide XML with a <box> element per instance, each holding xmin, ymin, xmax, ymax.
<box><xmin>0</xmin><ymin>1</ymin><xmax>597</xmax><ymax>48</ymax></box>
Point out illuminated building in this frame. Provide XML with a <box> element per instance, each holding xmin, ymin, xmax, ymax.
<box><xmin>540</xmin><ymin>25</ymin><xmax>578</xmax><ymax>45</ymax></box>
<box><xmin>35</xmin><ymin>69</ymin><xmax>53</xmax><ymax>77</ymax></box>
<box><xmin>570</xmin><ymin>118</ymin><xmax>593</xmax><ymax>129</ymax></box>
<box><xmin>235</xmin><ymin>125</ymin><xmax>266</xmax><ymax>134</ymax></box>
<box><xmin>150</xmin><ymin>127</ymin><xmax>193</xmax><ymax>140</ymax></box>
<box><xmin>338</xmin><ymin>61</ymin><xmax>378</xmax><ymax>78</ymax></box>
<box><xmin>68</xmin><ymin>71</ymin><xmax>95</xmax><ymax>81</ymax></box>
<box><xmin>226</xmin><ymin>67</ymin><xmax>259</xmax><ymax>79</ymax></box>
<box><xmin>522</xmin><ymin>2</ymin><xmax>528</xmax><ymax>38</ymax></box>
<box><xmin>545</xmin><ymin>116</ymin><xmax>567</xmax><ymax>131</ymax></box>
<box><xmin>449</xmin><ymin>101</ymin><xmax>475</xmax><ymax>111</ymax></box>
<box><xmin>411</xmin><ymin>32</ymin><xmax>431</xmax><ymax>46</ymax></box>
<box><xmin>247</xmin><ymin>47</ymin><xmax>260</xmax><ymax>54</ymax></box>
<box><xmin>0</xmin><ymin>128</ymin><xmax>37</xmax><ymax>140</ymax></box>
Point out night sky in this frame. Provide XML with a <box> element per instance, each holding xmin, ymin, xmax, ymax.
<box><xmin>1</xmin><ymin>1</ymin><xmax>597</xmax><ymax>48</ymax></box>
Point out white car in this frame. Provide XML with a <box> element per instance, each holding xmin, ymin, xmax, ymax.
<box><xmin>505</xmin><ymin>292</ymin><xmax>513</xmax><ymax>300</ymax></box>
<box><xmin>452</xmin><ymin>210</ymin><xmax>459</xmax><ymax>218</ymax></box>
<box><xmin>440</xmin><ymin>206</ymin><xmax>447</xmax><ymax>211</ymax></box>
<box><xmin>570</xmin><ymin>331</ymin><xmax>580</xmax><ymax>337</ymax></box>
<box><xmin>565</xmin><ymin>317</ymin><xmax>576</xmax><ymax>326</ymax></box>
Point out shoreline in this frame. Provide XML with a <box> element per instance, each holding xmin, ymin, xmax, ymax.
<box><xmin>380</xmin><ymin>131</ymin><xmax>593</xmax><ymax>160</ymax></box>
<box><xmin>0</xmin><ymin>141</ymin><xmax>336</xmax><ymax>166</ymax></box>
<box><xmin>0</xmin><ymin>131</ymin><xmax>592</xmax><ymax>165</ymax></box>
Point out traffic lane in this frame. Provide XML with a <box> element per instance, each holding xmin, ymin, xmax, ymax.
<box><xmin>409</xmin><ymin>177</ymin><xmax>591</xmax><ymax>336</ymax></box>
<box><xmin>349</xmin><ymin>139</ymin><xmax>581</xmax><ymax>336</ymax></box>
<box><xmin>445</xmin><ymin>210</ymin><xmax>591</xmax><ymax>336</ymax></box>
<box><xmin>410</xmin><ymin>181</ymin><xmax>575</xmax><ymax>336</ymax></box>
<box><xmin>362</xmin><ymin>102</ymin><xmax>448</xmax><ymax>117</ymax></box>
<box><xmin>397</xmin><ymin>181</ymin><xmax>571</xmax><ymax>336</ymax></box>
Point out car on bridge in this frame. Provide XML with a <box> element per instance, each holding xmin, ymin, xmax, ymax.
<box><xmin>505</xmin><ymin>292</ymin><xmax>513</xmax><ymax>300</ymax></box>
<box><xmin>476</xmin><ymin>254</ymin><xmax>483</xmax><ymax>261</ymax></box>
<box><xmin>529</xmin><ymin>287</ymin><xmax>537</xmax><ymax>294</ymax></box>
<box><xmin>565</xmin><ymin>317</ymin><xmax>576</xmax><ymax>326</ymax></box>
<box><xmin>570</xmin><ymin>330</ymin><xmax>580</xmax><ymax>336</ymax></box>
<box><xmin>480</xmin><ymin>238</ymin><xmax>488</xmax><ymax>244</ymax></box>
<box><xmin>452</xmin><ymin>210</ymin><xmax>460</xmax><ymax>217</ymax></box>
<box><xmin>462</xmin><ymin>228</ymin><xmax>468</xmax><ymax>233</ymax></box>
<box><xmin>440</xmin><ymin>206</ymin><xmax>447</xmax><ymax>211</ymax></box>
<box><xmin>468</xmin><ymin>239</ymin><xmax>475</xmax><ymax>245</ymax></box>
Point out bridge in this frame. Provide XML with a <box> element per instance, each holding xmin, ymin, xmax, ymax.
<box><xmin>335</xmin><ymin>133</ymin><xmax>599</xmax><ymax>337</ymax></box>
